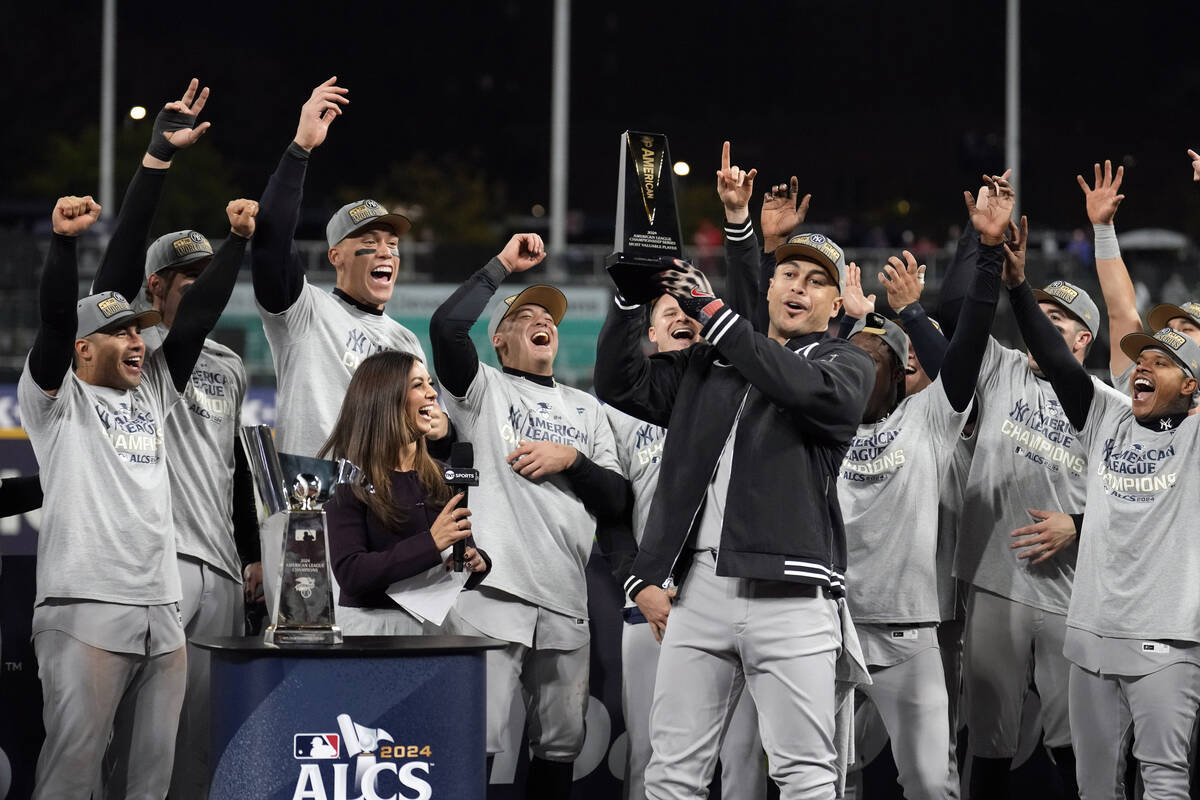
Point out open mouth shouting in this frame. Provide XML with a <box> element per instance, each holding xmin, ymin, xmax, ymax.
<box><xmin>122</xmin><ymin>354</ymin><xmax>143</xmax><ymax>377</ymax></box>
<box><xmin>670</xmin><ymin>324</ymin><xmax>696</xmax><ymax>342</ymax></box>
<box><xmin>417</xmin><ymin>404</ymin><xmax>435</xmax><ymax>423</ymax></box>
<box><xmin>369</xmin><ymin>264</ymin><xmax>394</xmax><ymax>285</ymax></box>
<box><xmin>1132</xmin><ymin>375</ymin><xmax>1156</xmax><ymax>405</ymax></box>
<box><xmin>530</xmin><ymin>330</ymin><xmax>552</xmax><ymax>347</ymax></box>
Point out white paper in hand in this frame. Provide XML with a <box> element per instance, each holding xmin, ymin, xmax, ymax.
<box><xmin>385</xmin><ymin>560</ymin><xmax>468</xmax><ymax>626</ymax></box>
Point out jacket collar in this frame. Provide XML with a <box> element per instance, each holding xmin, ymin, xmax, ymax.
<box><xmin>784</xmin><ymin>330</ymin><xmax>829</xmax><ymax>353</ymax></box>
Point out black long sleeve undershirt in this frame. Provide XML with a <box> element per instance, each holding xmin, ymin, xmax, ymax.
<box><xmin>935</xmin><ymin>222</ymin><xmax>981</xmax><ymax>340</ymax></box>
<box><xmin>92</xmin><ymin>166</ymin><xmax>168</xmax><ymax>300</ymax></box>
<box><xmin>162</xmin><ymin>235</ymin><xmax>248</xmax><ymax>392</ymax></box>
<box><xmin>429</xmin><ymin>258</ymin><xmax>508</xmax><ymax>398</ymax></box>
<box><xmin>1008</xmin><ymin>280</ymin><xmax>1094</xmax><ymax>430</ymax></box>
<box><xmin>0</xmin><ymin>475</ymin><xmax>43</xmax><ymax>518</ymax></box>
<box><xmin>29</xmin><ymin>235</ymin><xmax>82</xmax><ymax>391</ymax></box>
<box><xmin>897</xmin><ymin>303</ymin><xmax>947</xmax><ymax>378</ymax></box>
<box><xmin>232</xmin><ymin>438</ymin><xmax>261</xmax><ymax>566</ymax></box>
<box><xmin>938</xmin><ymin>243</ymin><xmax>1005</xmax><ymax>413</ymax></box>
<box><xmin>251</xmin><ymin>143</ymin><xmax>310</xmax><ymax>313</ymax></box>
<box><xmin>594</xmin><ymin>484</ymin><xmax>639</xmax><ymax>590</ymax></box>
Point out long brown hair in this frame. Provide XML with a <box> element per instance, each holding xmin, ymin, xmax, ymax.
<box><xmin>318</xmin><ymin>351</ymin><xmax>451</xmax><ymax>529</ymax></box>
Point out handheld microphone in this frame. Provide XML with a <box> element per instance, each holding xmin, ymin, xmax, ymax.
<box><xmin>444</xmin><ymin>442</ymin><xmax>480</xmax><ymax>572</ymax></box>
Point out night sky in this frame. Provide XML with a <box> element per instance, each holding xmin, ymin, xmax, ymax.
<box><xmin>3</xmin><ymin>1</ymin><xmax>1200</xmax><ymax>246</ymax></box>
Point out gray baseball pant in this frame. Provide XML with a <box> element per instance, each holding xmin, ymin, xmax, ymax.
<box><xmin>33</xmin><ymin>630</ymin><xmax>186</xmax><ymax>800</ymax></box>
<box><xmin>1070</xmin><ymin>662</ymin><xmax>1200</xmax><ymax>799</ymax></box>
<box><xmin>938</xmin><ymin>616</ymin><xmax>965</xmax><ymax>799</ymax></box>
<box><xmin>859</xmin><ymin>646</ymin><xmax>952</xmax><ymax>799</ymax></box>
<box><xmin>622</xmin><ymin>617</ymin><xmax>767</xmax><ymax>800</ymax></box>
<box><xmin>645</xmin><ymin>552</ymin><xmax>841</xmax><ymax>800</ymax></box>
<box><xmin>168</xmin><ymin>556</ymin><xmax>244</xmax><ymax>800</ymax></box>
<box><xmin>443</xmin><ymin>612</ymin><xmax>590</xmax><ymax>762</ymax></box>
<box><xmin>964</xmin><ymin>587</ymin><xmax>1072</xmax><ymax>756</ymax></box>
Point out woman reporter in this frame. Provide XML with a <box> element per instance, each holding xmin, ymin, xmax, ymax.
<box><xmin>320</xmin><ymin>350</ymin><xmax>488</xmax><ymax>635</ymax></box>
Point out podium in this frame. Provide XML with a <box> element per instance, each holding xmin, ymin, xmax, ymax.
<box><xmin>196</xmin><ymin>634</ymin><xmax>505</xmax><ymax>800</ymax></box>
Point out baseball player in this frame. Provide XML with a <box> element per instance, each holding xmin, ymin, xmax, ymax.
<box><xmin>429</xmin><ymin>234</ymin><xmax>626</xmax><ymax>799</ymax></box>
<box><xmin>1003</xmin><ymin>235</ymin><xmax>1200</xmax><ymax>798</ymax></box>
<box><xmin>596</xmin><ymin>212</ymin><xmax>875</xmax><ymax>798</ymax></box>
<box><xmin>937</xmin><ymin>189</ymin><xmax>1120</xmax><ymax>797</ymax></box>
<box><xmin>606</xmin><ymin>293</ymin><xmax>766</xmax><ymax>800</ymax></box>
<box><xmin>833</xmin><ymin>177</ymin><xmax>1009</xmax><ymax>799</ymax></box>
<box><xmin>19</xmin><ymin>193</ymin><xmax>252</xmax><ymax>800</ymax></box>
<box><xmin>251</xmin><ymin>77</ymin><xmax>426</xmax><ymax>457</ymax></box>
<box><xmin>83</xmin><ymin>82</ymin><xmax>260</xmax><ymax>799</ymax></box>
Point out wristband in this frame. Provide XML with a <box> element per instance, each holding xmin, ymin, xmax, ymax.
<box><xmin>146</xmin><ymin>109</ymin><xmax>196</xmax><ymax>161</ymax></box>
<box><xmin>1093</xmin><ymin>223</ymin><xmax>1121</xmax><ymax>260</ymax></box>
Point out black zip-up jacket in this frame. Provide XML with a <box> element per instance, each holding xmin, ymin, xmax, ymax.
<box><xmin>594</xmin><ymin>286</ymin><xmax>874</xmax><ymax>601</ymax></box>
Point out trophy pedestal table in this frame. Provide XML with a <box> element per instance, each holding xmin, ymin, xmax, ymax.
<box><xmin>196</xmin><ymin>634</ymin><xmax>505</xmax><ymax>800</ymax></box>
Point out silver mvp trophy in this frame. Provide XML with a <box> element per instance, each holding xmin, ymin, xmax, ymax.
<box><xmin>240</xmin><ymin>425</ymin><xmax>370</xmax><ymax>645</ymax></box>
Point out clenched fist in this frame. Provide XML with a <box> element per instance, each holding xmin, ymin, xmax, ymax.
<box><xmin>227</xmin><ymin>199</ymin><xmax>259</xmax><ymax>238</ymax></box>
<box><xmin>52</xmin><ymin>196</ymin><xmax>102</xmax><ymax>237</ymax></box>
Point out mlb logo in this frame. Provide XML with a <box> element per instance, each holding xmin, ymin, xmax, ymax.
<box><xmin>294</xmin><ymin>733</ymin><xmax>340</xmax><ymax>759</ymax></box>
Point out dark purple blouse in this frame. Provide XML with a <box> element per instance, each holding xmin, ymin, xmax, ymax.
<box><xmin>325</xmin><ymin>471</ymin><xmax>446</xmax><ymax>609</ymax></box>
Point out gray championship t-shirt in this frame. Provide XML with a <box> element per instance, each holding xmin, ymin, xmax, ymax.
<box><xmin>443</xmin><ymin>364</ymin><xmax>620</xmax><ymax>620</ymax></box>
<box><xmin>260</xmin><ymin>280</ymin><xmax>426</xmax><ymax>456</ymax></box>
<box><xmin>605</xmin><ymin>405</ymin><xmax>667</xmax><ymax>545</ymax></box>
<box><xmin>953</xmin><ymin>338</ymin><xmax>1119</xmax><ymax>613</ymax></box>
<box><xmin>18</xmin><ymin>350</ymin><xmax>182</xmax><ymax>605</ymax></box>
<box><xmin>1068</xmin><ymin>391</ymin><xmax>1200</xmax><ymax>643</ymax></box>
<box><xmin>145</xmin><ymin>327</ymin><xmax>247</xmax><ymax>581</ymax></box>
<box><xmin>838</xmin><ymin>378</ymin><xmax>969</xmax><ymax>624</ymax></box>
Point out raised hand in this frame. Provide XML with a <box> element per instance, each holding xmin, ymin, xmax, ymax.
<box><xmin>964</xmin><ymin>173</ymin><xmax>1015</xmax><ymax>245</ymax></box>
<box><xmin>227</xmin><ymin>198</ymin><xmax>259</xmax><ymax>238</ymax></box>
<box><xmin>1001</xmin><ymin>215</ymin><xmax>1029</xmax><ymax>288</ymax></box>
<box><xmin>841</xmin><ymin>262</ymin><xmax>876</xmax><ymax>319</ymax></box>
<box><xmin>497</xmin><ymin>233</ymin><xmax>546</xmax><ymax>273</ymax></box>
<box><xmin>879</xmin><ymin>250</ymin><xmax>926</xmax><ymax>312</ymax></box>
<box><xmin>715</xmin><ymin>140</ymin><xmax>758</xmax><ymax>222</ymax></box>
<box><xmin>1189</xmin><ymin>149</ymin><xmax>1200</xmax><ymax>182</ymax></box>
<box><xmin>294</xmin><ymin>77</ymin><xmax>350</xmax><ymax>152</ymax></box>
<box><xmin>760</xmin><ymin>176</ymin><xmax>811</xmax><ymax>250</ymax></box>
<box><xmin>160</xmin><ymin>78</ymin><xmax>211</xmax><ymax>150</ymax></box>
<box><xmin>658</xmin><ymin>257</ymin><xmax>720</xmax><ymax>321</ymax></box>
<box><xmin>1076</xmin><ymin>160</ymin><xmax>1125</xmax><ymax>225</ymax></box>
<box><xmin>51</xmin><ymin>195</ymin><xmax>102</xmax><ymax>236</ymax></box>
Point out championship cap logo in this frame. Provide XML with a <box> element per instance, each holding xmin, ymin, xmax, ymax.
<box><xmin>1157</xmin><ymin>329</ymin><xmax>1188</xmax><ymax>352</ymax></box>
<box><xmin>97</xmin><ymin>296</ymin><xmax>128</xmax><ymax>318</ymax></box>
<box><xmin>170</xmin><ymin>232</ymin><xmax>212</xmax><ymax>258</ymax></box>
<box><xmin>348</xmin><ymin>202</ymin><xmax>386</xmax><ymax>224</ymax></box>
<box><xmin>1044</xmin><ymin>280</ymin><xmax>1079</xmax><ymax>304</ymax></box>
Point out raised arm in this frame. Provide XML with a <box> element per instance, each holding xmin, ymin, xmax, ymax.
<box><xmin>1002</xmin><ymin>220</ymin><xmax>1094</xmax><ymax>430</ymax></box>
<box><xmin>936</xmin><ymin>178</ymin><xmax>1014</xmax><ymax>412</ymax></box>
<box><xmin>93</xmin><ymin>78</ymin><xmax>211</xmax><ymax>298</ymax></box>
<box><xmin>29</xmin><ymin>197</ymin><xmax>103</xmax><ymax>394</ymax></box>
<box><xmin>428</xmin><ymin>234</ymin><xmax>546</xmax><ymax>397</ymax></box>
<box><xmin>715</xmin><ymin>141</ymin><xmax>760</xmax><ymax>321</ymax></box>
<box><xmin>161</xmin><ymin>200</ymin><xmax>255</xmax><ymax>391</ymax></box>
<box><xmin>251</xmin><ymin>78</ymin><xmax>348</xmax><ymax>313</ymax></box>
<box><xmin>879</xmin><ymin>249</ymin><xmax>949</xmax><ymax>377</ymax></box>
<box><xmin>1077</xmin><ymin>159</ymin><xmax>1139</xmax><ymax>378</ymax></box>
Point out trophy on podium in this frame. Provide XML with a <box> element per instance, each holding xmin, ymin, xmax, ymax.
<box><xmin>604</xmin><ymin>131</ymin><xmax>685</xmax><ymax>304</ymax></box>
<box><xmin>240</xmin><ymin>425</ymin><xmax>370</xmax><ymax>645</ymax></box>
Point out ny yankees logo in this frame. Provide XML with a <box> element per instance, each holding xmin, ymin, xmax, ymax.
<box><xmin>1160</xmin><ymin>418</ymin><xmax>1174</xmax><ymax>431</ymax></box>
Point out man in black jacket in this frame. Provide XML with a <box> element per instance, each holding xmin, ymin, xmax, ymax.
<box><xmin>595</xmin><ymin>224</ymin><xmax>873</xmax><ymax>799</ymax></box>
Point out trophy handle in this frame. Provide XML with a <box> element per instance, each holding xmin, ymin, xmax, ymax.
<box><xmin>239</xmin><ymin>425</ymin><xmax>289</xmax><ymax>516</ymax></box>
